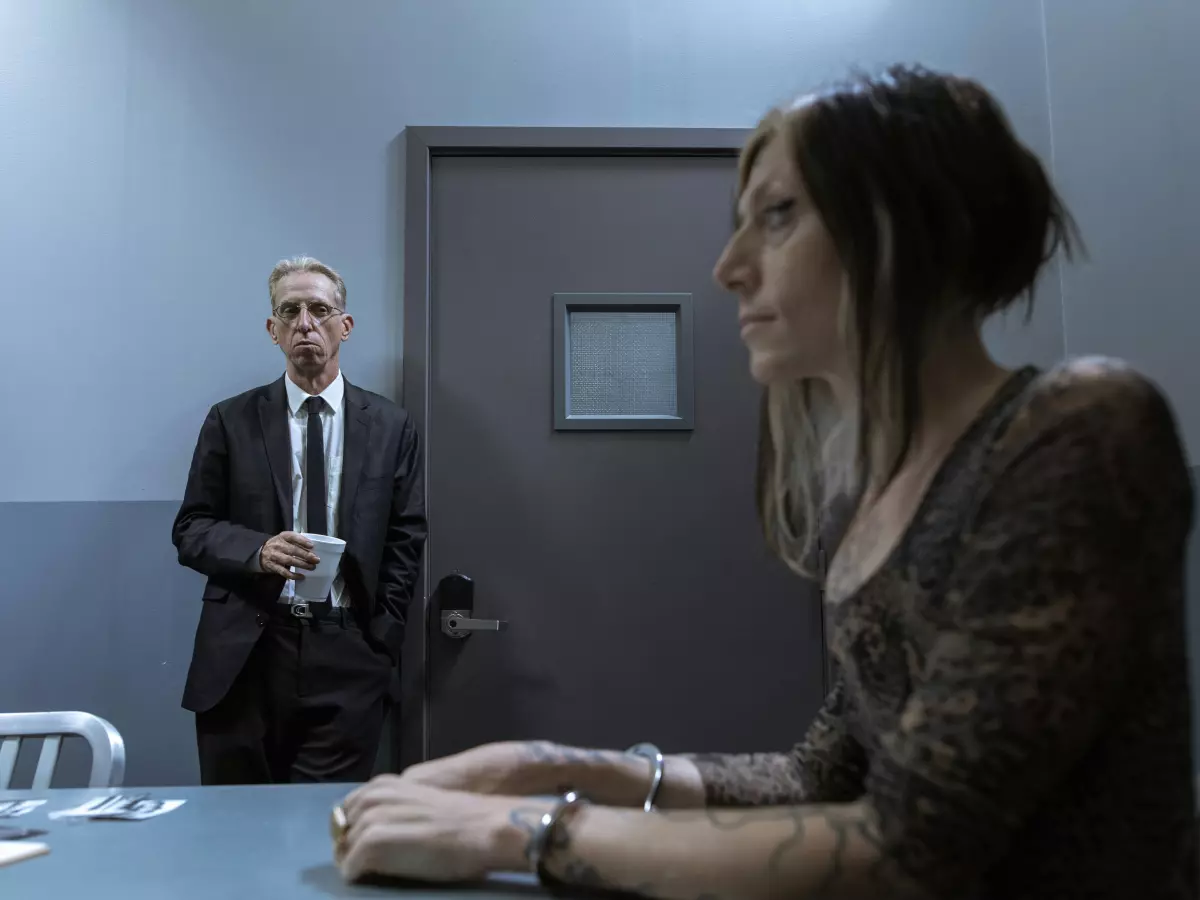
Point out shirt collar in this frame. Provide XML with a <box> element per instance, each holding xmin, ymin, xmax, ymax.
<box><xmin>285</xmin><ymin>370</ymin><xmax>344</xmax><ymax>416</ymax></box>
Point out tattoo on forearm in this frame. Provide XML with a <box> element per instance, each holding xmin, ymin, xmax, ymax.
<box><xmin>785</xmin><ymin>807</ymin><xmax>914</xmax><ymax>899</ymax></box>
<box><xmin>521</xmin><ymin>741</ymin><xmax>623</xmax><ymax>768</ymax></box>
<box><xmin>661</xmin><ymin>804</ymin><xmax>912</xmax><ymax>899</ymax></box>
<box><xmin>515</xmin><ymin>796</ymin><xmax>913</xmax><ymax>900</ymax></box>
<box><xmin>506</xmin><ymin>806</ymin><xmax>546</xmax><ymax>863</ymax></box>
<box><xmin>507</xmin><ymin>802</ymin><xmax>623</xmax><ymax>890</ymax></box>
<box><xmin>518</xmin><ymin>742</ymin><xmax>629</xmax><ymax>795</ymax></box>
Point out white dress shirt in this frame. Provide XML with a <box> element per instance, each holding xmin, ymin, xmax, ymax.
<box><xmin>280</xmin><ymin>371</ymin><xmax>347</xmax><ymax>607</ymax></box>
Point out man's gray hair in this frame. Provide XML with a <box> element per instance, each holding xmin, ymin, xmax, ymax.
<box><xmin>268</xmin><ymin>256</ymin><xmax>347</xmax><ymax>308</ymax></box>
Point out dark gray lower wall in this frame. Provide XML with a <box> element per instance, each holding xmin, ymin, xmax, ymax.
<box><xmin>3</xmin><ymin>476</ymin><xmax>1200</xmax><ymax>786</ymax></box>
<box><xmin>0</xmin><ymin>501</ymin><xmax>202</xmax><ymax>786</ymax></box>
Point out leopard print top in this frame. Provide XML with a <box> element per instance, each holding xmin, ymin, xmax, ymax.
<box><xmin>689</xmin><ymin>359</ymin><xmax>1197</xmax><ymax>899</ymax></box>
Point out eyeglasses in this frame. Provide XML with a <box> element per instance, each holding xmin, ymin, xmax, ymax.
<box><xmin>272</xmin><ymin>301</ymin><xmax>344</xmax><ymax>324</ymax></box>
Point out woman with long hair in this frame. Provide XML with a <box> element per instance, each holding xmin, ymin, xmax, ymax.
<box><xmin>332</xmin><ymin>66</ymin><xmax>1196</xmax><ymax>899</ymax></box>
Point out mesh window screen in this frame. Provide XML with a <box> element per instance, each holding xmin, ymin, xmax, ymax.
<box><xmin>568</xmin><ymin>311</ymin><xmax>678</xmax><ymax>417</ymax></box>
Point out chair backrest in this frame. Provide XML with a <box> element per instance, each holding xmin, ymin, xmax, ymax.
<box><xmin>0</xmin><ymin>711</ymin><xmax>126</xmax><ymax>790</ymax></box>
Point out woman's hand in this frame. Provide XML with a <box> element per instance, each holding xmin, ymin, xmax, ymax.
<box><xmin>401</xmin><ymin>740</ymin><xmax>707</xmax><ymax>809</ymax></box>
<box><xmin>398</xmin><ymin>741</ymin><xmax>528</xmax><ymax>794</ymax></box>
<box><xmin>338</xmin><ymin>778</ymin><xmax>897</xmax><ymax>899</ymax></box>
<box><xmin>336</xmin><ymin>778</ymin><xmax>539</xmax><ymax>883</ymax></box>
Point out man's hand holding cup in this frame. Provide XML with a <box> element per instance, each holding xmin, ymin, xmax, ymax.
<box><xmin>259</xmin><ymin>531</ymin><xmax>319</xmax><ymax>580</ymax></box>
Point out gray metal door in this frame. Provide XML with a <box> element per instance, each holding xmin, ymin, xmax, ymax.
<box><xmin>400</xmin><ymin>131</ymin><xmax>826</xmax><ymax>765</ymax></box>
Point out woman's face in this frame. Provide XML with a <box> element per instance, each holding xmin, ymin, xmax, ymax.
<box><xmin>713</xmin><ymin>134</ymin><xmax>848</xmax><ymax>385</ymax></box>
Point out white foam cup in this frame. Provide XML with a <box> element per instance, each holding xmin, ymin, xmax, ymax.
<box><xmin>293</xmin><ymin>533</ymin><xmax>346</xmax><ymax>601</ymax></box>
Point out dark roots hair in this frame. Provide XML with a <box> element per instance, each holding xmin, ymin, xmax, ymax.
<box><xmin>747</xmin><ymin>64</ymin><xmax>1083</xmax><ymax>575</ymax></box>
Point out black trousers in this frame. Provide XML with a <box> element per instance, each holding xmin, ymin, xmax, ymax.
<box><xmin>195</xmin><ymin>608</ymin><xmax>393</xmax><ymax>785</ymax></box>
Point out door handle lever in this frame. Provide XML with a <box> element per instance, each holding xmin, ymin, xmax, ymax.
<box><xmin>441</xmin><ymin>609</ymin><xmax>508</xmax><ymax>639</ymax></box>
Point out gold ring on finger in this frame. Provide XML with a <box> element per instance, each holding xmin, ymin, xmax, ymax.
<box><xmin>330</xmin><ymin>804</ymin><xmax>348</xmax><ymax>846</ymax></box>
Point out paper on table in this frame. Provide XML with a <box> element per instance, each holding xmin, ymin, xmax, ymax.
<box><xmin>0</xmin><ymin>841</ymin><xmax>49</xmax><ymax>868</ymax></box>
<box><xmin>49</xmin><ymin>796</ymin><xmax>186</xmax><ymax>821</ymax></box>
<box><xmin>0</xmin><ymin>800</ymin><xmax>46</xmax><ymax>818</ymax></box>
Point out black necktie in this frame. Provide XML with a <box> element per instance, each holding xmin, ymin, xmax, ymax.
<box><xmin>304</xmin><ymin>396</ymin><xmax>327</xmax><ymax>536</ymax></box>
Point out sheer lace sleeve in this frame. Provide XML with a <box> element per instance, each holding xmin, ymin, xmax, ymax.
<box><xmin>685</xmin><ymin>672</ymin><xmax>867</xmax><ymax>806</ymax></box>
<box><xmin>865</xmin><ymin>364</ymin><xmax>1194</xmax><ymax>897</ymax></box>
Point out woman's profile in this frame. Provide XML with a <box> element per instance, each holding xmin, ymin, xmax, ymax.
<box><xmin>333</xmin><ymin>65</ymin><xmax>1196</xmax><ymax>899</ymax></box>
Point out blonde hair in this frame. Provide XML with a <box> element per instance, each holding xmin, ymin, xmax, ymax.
<box><xmin>759</xmin><ymin>376</ymin><xmax>859</xmax><ymax>578</ymax></box>
<box><xmin>267</xmin><ymin>256</ymin><xmax>347</xmax><ymax>309</ymax></box>
<box><xmin>747</xmin><ymin>67</ymin><xmax>1080</xmax><ymax>577</ymax></box>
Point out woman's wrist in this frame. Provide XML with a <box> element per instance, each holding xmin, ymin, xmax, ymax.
<box><xmin>484</xmin><ymin>795</ymin><xmax>554</xmax><ymax>873</ymax></box>
<box><xmin>657</xmin><ymin>754</ymin><xmax>706</xmax><ymax>808</ymax></box>
<box><xmin>498</xmin><ymin>741</ymin><xmax>706</xmax><ymax>809</ymax></box>
<box><xmin>506</xmin><ymin>741</ymin><xmax>648</xmax><ymax>805</ymax></box>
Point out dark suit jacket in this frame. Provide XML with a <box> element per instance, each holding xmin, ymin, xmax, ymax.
<box><xmin>172</xmin><ymin>376</ymin><xmax>427</xmax><ymax>713</ymax></box>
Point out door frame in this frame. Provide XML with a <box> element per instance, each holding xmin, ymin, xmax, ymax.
<box><xmin>398</xmin><ymin>126</ymin><xmax>828</xmax><ymax>767</ymax></box>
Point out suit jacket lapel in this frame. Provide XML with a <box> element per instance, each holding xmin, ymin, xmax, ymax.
<box><xmin>339</xmin><ymin>381</ymin><xmax>373</xmax><ymax>530</ymax></box>
<box><xmin>258</xmin><ymin>377</ymin><xmax>293</xmax><ymax>529</ymax></box>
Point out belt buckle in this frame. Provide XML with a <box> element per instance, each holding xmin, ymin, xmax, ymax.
<box><xmin>290</xmin><ymin>602</ymin><xmax>312</xmax><ymax>619</ymax></box>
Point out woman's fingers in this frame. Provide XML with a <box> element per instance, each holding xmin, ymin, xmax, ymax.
<box><xmin>339</xmin><ymin>821</ymin><xmax>388</xmax><ymax>881</ymax></box>
<box><xmin>343</xmin><ymin>801</ymin><xmax>388</xmax><ymax>848</ymax></box>
<box><xmin>335</xmin><ymin>787</ymin><xmax>504</xmax><ymax>885</ymax></box>
<box><xmin>342</xmin><ymin>776</ymin><xmax>406</xmax><ymax>822</ymax></box>
<box><xmin>357</xmin><ymin>794</ymin><xmax>428</xmax><ymax>832</ymax></box>
<box><xmin>341</xmin><ymin>776</ymin><xmax>387</xmax><ymax>813</ymax></box>
<box><xmin>339</xmin><ymin>820</ymin><xmax>431</xmax><ymax>883</ymax></box>
<box><xmin>341</xmin><ymin>785</ymin><xmax>366</xmax><ymax>816</ymax></box>
<box><xmin>343</xmin><ymin>784</ymin><xmax>430</xmax><ymax>841</ymax></box>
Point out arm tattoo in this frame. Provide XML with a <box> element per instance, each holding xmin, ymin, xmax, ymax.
<box><xmin>518</xmin><ymin>741</ymin><xmax>629</xmax><ymax>795</ymax></box>
<box><xmin>507</xmin><ymin>803</ymin><xmax>629</xmax><ymax>892</ymax></box>
<box><xmin>506</xmin><ymin>805</ymin><xmax>545</xmax><ymax>864</ymax></box>
<box><xmin>649</xmin><ymin>806</ymin><xmax>908</xmax><ymax>900</ymax></box>
<box><xmin>520</xmin><ymin>741</ymin><xmax>625</xmax><ymax>767</ymax></box>
<box><xmin>513</xmin><ymin>799</ymin><xmax>917</xmax><ymax>900</ymax></box>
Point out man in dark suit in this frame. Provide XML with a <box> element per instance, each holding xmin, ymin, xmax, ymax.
<box><xmin>173</xmin><ymin>256</ymin><xmax>426</xmax><ymax>785</ymax></box>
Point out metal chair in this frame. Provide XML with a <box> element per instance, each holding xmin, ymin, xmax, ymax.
<box><xmin>0</xmin><ymin>711</ymin><xmax>126</xmax><ymax>789</ymax></box>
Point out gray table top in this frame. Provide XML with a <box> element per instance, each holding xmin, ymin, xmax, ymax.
<box><xmin>0</xmin><ymin>784</ymin><xmax>561</xmax><ymax>899</ymax></box>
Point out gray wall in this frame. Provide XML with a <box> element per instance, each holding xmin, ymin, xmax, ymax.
<box><xmin>0</xmin><ymin>0</ymin><xmax>1196</xmax><ymax>785</ymax></box>
<box><xmin>1043</xmin><ymin>0</ymin><xmax>1200</xmax><ymax>760</ymax></box>
<box><xmin>1046</xmin><ymin>0</ymin><xmax>1200</xmax><ymax>452</ymax></box>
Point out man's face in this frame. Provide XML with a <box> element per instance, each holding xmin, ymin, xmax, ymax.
<box><xmin>266</xmin><ymin>271</ymin><xmax>353</xmax><ymax>373</ymax></box>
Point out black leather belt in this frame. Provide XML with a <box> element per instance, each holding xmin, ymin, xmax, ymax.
<box><xmin>272</xmin><ymin>601</ymin><xmax>352</xmax><ymax>626</ymax></box>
